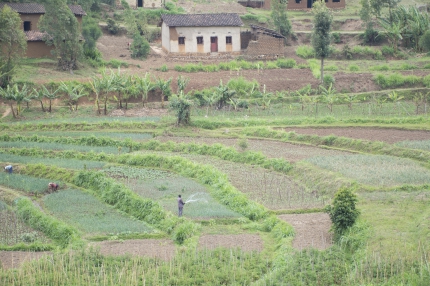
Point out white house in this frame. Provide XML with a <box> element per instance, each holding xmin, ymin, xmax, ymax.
<box><xmin>161</xmin><ymin>13</ymin><xmax>243</xmax><ymax>54</ymax></box>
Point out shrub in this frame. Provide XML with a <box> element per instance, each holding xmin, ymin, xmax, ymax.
<box><xmin>160</xmin><ymin>64</ymin><xmax>168</xmax><ymax>72</ymax></box>
<box><xmin>323</xmin><ymin>74</ymin><xmax>335</xmax><ymax>87</ymax></box>
<box><xmin>276</xmin><ymin>58</ymin><xmax>296</xmax><ymax>69</ymax></box>
<box><xmin>265</xmin><ymin>61</ymin><xmax>278</xmax><ymax>69</ymax></box>
<box><xmin>325</xmin><ymin>187</ymin><xmax>360</xmax><ymax>241</ymax></box>
<box><xmin>296</xmin><ymin>45</ymin><xmax>315</xmax><ymax>58</ymax></box>
<box><xmin>348</xmin><ymin>64</ymin><xmax>359</xmax><ymax>72</ymax></box>
<box><xmin>381</xmin><ymin>45</ymin><xmax>394</xmax><ymax>56</ymax></box>
<box><xmin>370</xmin><ymin>64</ymin><xmax>389</xmax><ymax>71</ymax></box>
<box><xmin>324</xmin><ymin>65</ymin><xmax>338</xmax><ymax>71</ymax></box>
<box><xmin>332</xmin><ymin>32</ymin><xmax>341</xmax><ymax>43</ymax></box>
<box><xmin>423</xmin><ymin>75</ymin><xmax>430</xmax><ymax>87</ymax></box>
<box><xmin>106</xmin><ymin>18</ymin><xmax>119</xmax><ymax>35</ymax></box>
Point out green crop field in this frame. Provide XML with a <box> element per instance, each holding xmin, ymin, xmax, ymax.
<box><xmin>103</xmin><ymin>166</ymin><xmax>243</xmax><ymax>218</ymax></box>
<box><xmin>0</xmin><ymin>201</ymin><xmax>50</xmax><ymax>246</ymax></box>
<box><xmin>43</xmin><ymin>189</ymin><xmax>154</xmax><ymax>234</ymax></box>
<box><xmin>306</xmin><ymin>155</ymin><xmax>430</xmax><ymax>187</ymax></box>
<box><xmin>395</xmin><ymin>140</ymin><xmax>430</xmax><ymax>151</ymax></box>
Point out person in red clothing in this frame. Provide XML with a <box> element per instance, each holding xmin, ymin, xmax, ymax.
<box><xmin>178</xmin><ymin>195</ymin><xmax>185</xmax><ymax>217</ymax></box>
<box><xmin>48</xmin><ymin>182</ymin><xmax>59</xmax><ymax>192</ymax></box>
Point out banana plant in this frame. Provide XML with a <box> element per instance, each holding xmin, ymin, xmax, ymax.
<box><xmin>0</xmin><ymin>84</ymin><xmax>30</xmax><ymax>118</ymax></box>
<box><xmin>319</xmin><ymin>83</ymin><xmax>339</xmax><ymax>113</ymax></box>
<box><xmin>154</xmin><ymin>77</ymin><xmax>172</xmax><ymax>109</ymax></box>
<box><xmin>136</xmin><ymin>72</ymin><xmax>154</xmax><ymax>107</ymax></box>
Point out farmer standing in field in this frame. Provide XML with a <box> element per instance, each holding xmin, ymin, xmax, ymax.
<box><xmin>178</xmin><ymin>195</ymin><xmax>185</xmax><ymax>217</ymax></box>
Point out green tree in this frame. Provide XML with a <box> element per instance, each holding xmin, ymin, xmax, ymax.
<box><xmin>370</xmin><ymin>0</ymin><xmax>400</xmax><ymax>24</ymax></box>
<box><xmin>271</xmin><ymin>0</ymin><xmax>291</xmax><ymax>38</ymax></box>
<box><xmin>325</xmin><ymin>187</ymin><xmax>360</xmax><ymax>241</ymax></box>
<box><xmin>82</xmin><ymin>16</ymin><xmax>102</xmax><ymax>52</ymax></box>
<box><xmin>0</xmin><ymin>5</ymin><xmax>27</xmax><ymax>87</ymax></box>
<box><xmin>169</xmin><ymin>91</ymin><xmax>194</xmax><ymax>126</ymax></box>
<box><xmin>39</xmin><ymin>0</ymin><xmax>83</xmax><ymax>72</ymax></box>
<box><xmin>130</xmin><ymin>32</ymin><xmax>150</xmax><ymax>59</ymax></box>
<box><xmin>311</xmin><ymin>1</ymin><xmax>333</xmax><ymax>84</ymax></box>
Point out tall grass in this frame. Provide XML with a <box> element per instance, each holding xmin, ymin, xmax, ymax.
<box><xmin>0</xmin><ymin>248</ymin><xmax>270</xmax><ymax>285</ymax></box>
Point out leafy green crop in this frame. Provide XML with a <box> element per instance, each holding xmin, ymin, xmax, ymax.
<box><xmin>44</xmin><ymin>189</ymin><xmax>154</xmax><ymax>234</ymax></box>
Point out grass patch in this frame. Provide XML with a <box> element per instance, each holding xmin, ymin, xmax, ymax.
<box><xmin>43</xmin><ymin>189</ymin><xmax>154</xmax><ymax>234</ymax></box>
<box><xmin>306</xmin><ymin>155</ymin><xmax>430</xmax><ymax>187</ymax></box>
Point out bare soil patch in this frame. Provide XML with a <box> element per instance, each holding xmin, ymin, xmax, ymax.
<box><xmin>156</xmin><ymin>136</ymin><xmax>352</xmax><ymax>162</ymax></box>
<box><xmin>89</xmin><ymin>239</ymin><xmax>176</xmax><ymax>260</ymax></box>
<box><xmin>198</xmin><ymin>234</ymin><xmax>263</xmax><ymax>252</ymax></box>
<box><xmin>278</xmin><ymin>213</ymin><xmax>332</xmax><ymax>250</ymax></box>
<box><xmin>177</xmin><ymin>0</ymin><xmax>247</xmax><ymax>14</ymax></box>
<box><xmin>333</xmin><ymin>72</ymin><xmax>379</xmax><ymax>93</ymax></box>
<box><xmin>283</xmin><ymin>127</ymin><xmax>430</xmax><ymax>144</ymax></box>
<box><xmin>0</xmin><ymin>251</ymin><xmax>52</xmax><ymax>270</ymax></box>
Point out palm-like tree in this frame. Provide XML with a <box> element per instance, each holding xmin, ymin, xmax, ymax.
<box><xmin>0</xmin><ymin>84</ymin><xmax>30</xmax><ymax>118</ymax></box>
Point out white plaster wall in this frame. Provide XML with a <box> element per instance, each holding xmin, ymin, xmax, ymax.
<box><xmin>124</xmin><ymin>0</ymin><xmax>163</xmax><ymax>8</ymax></box>
<box><xmin>161</xmin><ymin>22</ymin><xmax>171</xmax><ymax>52</ymax></box>
<box><xmin>143</xmin><ymin>0</ymin><xmax>163</xmax><ymax>8</ymax></box>
<box><xmin>166</xmin><ymin>26</ymin><xmax>241</xmax><ymax>53</ymax></box>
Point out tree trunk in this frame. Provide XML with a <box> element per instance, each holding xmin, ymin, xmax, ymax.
<box><xmin>9</xmin><ymin>103</ymin><xmax>16</xmax><ymax>118</ymax></box>
<box><xmin>320</xmin><ymin>57</ymin><xmax>324</xmax><ymax>84</ymax></box>
<box><xmin>161</xmin><ymin>92</ymin><xmax>164</xmax><ymax>108</ymax></box>
<box><xmin>39</xmin><ymin>101</ymin><xmax>45</xmax><ymax>112</ymax></box>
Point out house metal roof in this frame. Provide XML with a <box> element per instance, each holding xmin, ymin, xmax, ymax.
<box><xmin>161</xmin><ymin>13</ymin><xmax>243</xmax><ymax>27</ymax></box>
<box><xmin>0</xmin><ymin>3</ymin><xmax>86</xmax><ymax>16</ymax></box>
